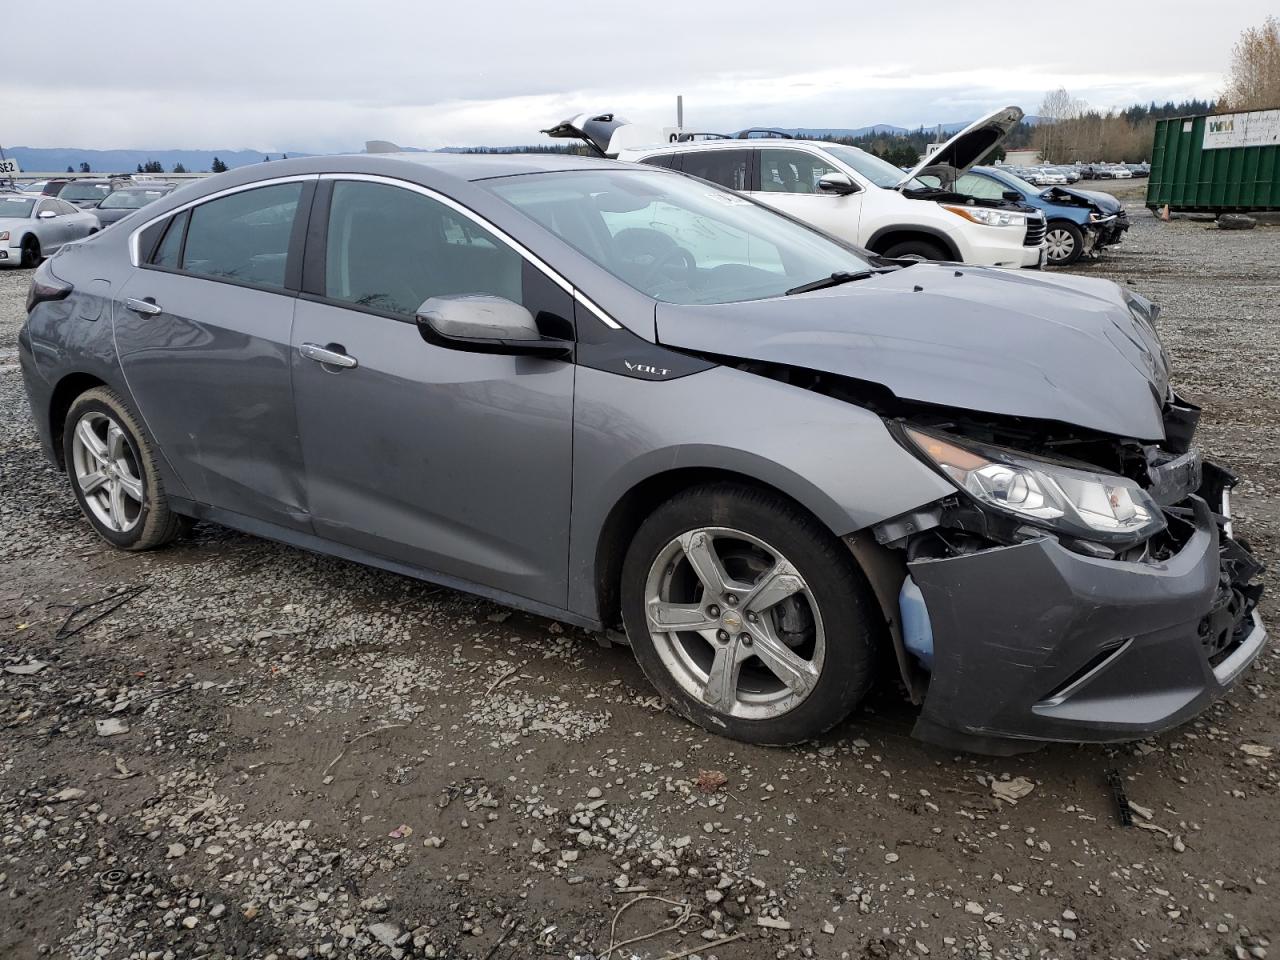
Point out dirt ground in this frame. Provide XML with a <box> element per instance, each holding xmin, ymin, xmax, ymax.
<box><xmin>1</xmin><ymin>188</ymin><xmax>1277</xmax><ymax>960</ymax></box>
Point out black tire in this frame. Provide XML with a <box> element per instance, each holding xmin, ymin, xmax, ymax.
<box><xmin>881</xmin><ymin>238</ymin><xmax>949</xmax><ymax>262</ymax></box>
<box><xmin>62</xmin><ymin>386</ymin><xmax>186</xmax><ymax>551</ymax></box>
<box><xmin>1044</xmin><ymin>220</ymin><xmax>1085</xmax><ymax>266</ymax></box>
<box><xmin>20</xmin><ymin>236</ymin><xmax>40</xmax><ymax>268</ymax></box>
<box><xmin>620</xmin><ymin>483</ymin><xmax>882</xmax><ymax>745</ymax></box>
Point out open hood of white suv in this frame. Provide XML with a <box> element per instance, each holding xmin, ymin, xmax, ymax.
<box><xmin>898</xmin><ymin>106</ymin><xmax>1024</xmax><ymax>187</ymax></box>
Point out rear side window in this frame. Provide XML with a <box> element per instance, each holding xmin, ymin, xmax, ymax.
<box><xmin>640</xmin><ymin>154</ymin><xmax>677</xmax><ymax>170</ymax></box>
<box><xmin>681</xmin><ymin>150</ymin><xmax>749</xmax><ymax>190</ymax></box>
<box><xmin>151</xmin><ymin>210</ymin><xmax>189</xmax><ymax>268</ymax></box>
<box><xmin>179</xmin><ymin>183</ymin><xmax>303</xmax><ymax>289</ymax></box>
<box><xmin>323</xmin><ymin>180</ymin><xmax>522</xmax><ymax>318</ymax></box>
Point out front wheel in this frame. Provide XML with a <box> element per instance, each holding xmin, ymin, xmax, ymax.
<box><xmin>1044</xmin><ymin>221</ymin><xmax>1085</xmax><ymax>266</ymax></box>
<box><xmin>620</xmin><ymin>484</ymin><xmax>882</xmax><ymax>745</ymax></box>
<box><xmin>20</xmin><ymin>236</ymin><xmax>40</xmax><ymax>268</ymax></box>
<box><xmin>63</xmin><ymin>387</ymin><xmax>186</xmax><ymax>550</ymax></box>
<box><xmin>881</xmin><ymin>238</ymin><xmax>948</xmax><ymax>262</ymax></box>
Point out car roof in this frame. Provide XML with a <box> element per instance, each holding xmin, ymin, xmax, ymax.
<box><xmin>623</xmin><ymin>138</ymin><xmax>840</xmax><ymax>156</ymax></box>
<box><xmin>346</xmin><ymin>151</ymin><xmax>623</xmax><ymax>180</ymax></box>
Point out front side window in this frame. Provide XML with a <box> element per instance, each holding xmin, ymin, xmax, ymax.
<box><xmin>758</xmin><ymin>149</ymin><xmax>841</xmax><ymax>194</ymax></box>
<box><xmin>955</xmin><ymin>173</ymin><xmax>1010</xmax><ymax>201</ymax></box>
<box><xmin>36</xmin><ymin>200</ymin><xmax>58</xmax><ymax>217</ymax></box>
<box><xmin>488</xmin><ymin>169</ymin><xmax>872</xmax><ymax>305</ymax></box>
<box><xmin>179</xmin><ymin>183</ymin><xmax>303</xmax><ymax>289</ymax></box>
<box><xmin>680</xmin><ymin>150</ymin><xmax>749</xmax><ymax>190</ymax></box>
<box><xmin>324</xmin><ymin>181</ymin><xmax>522</xmax><ymax>317</ymax></box>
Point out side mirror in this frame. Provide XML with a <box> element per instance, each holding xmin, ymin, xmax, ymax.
<box><xmin>38</xmin><ymin>209</ymin><xmax>57</xmax><ymax>219</ymax></box>
<box><xmin>415</xmin><ymin>294</ymin><xmax>572</xmax><ymax>359</ymax></box>
<box><xmin>817</xmin><ymin>172</ymin><xmax>857</xmax><ymax>196</ymax></box>
<box><xmin>1002</xmin><ymin>190</ymin><xmax>1023</xmax><ymax>202</ymax></box>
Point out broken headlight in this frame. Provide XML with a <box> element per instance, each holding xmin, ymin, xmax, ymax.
<box><xmin>903</xmin><ymin>427</ymin><xmax>1166</xmax><ymax>544</ymax></box>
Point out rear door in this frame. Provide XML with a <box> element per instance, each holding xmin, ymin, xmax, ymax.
<box><xmin>113</xmin><ymin>178</ymin><xmax>315</xmax><ymax>530</ymax></box>
<box><xmin>289</xmin><ymin>177</ymin><xmax>576</xmax><ymax>607</ymax></box>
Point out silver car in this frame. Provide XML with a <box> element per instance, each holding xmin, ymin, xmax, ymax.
<box><xmin>18</xmin><ymin>154</ymin><xmax>1266</xmax><ymax>754</ymax></box>
<box><xmin>1</xmin><ymin>194</ymin><xmax>100</xmax><ymax>268</ymax></box>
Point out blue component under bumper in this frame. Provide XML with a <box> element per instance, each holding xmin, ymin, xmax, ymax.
<box><xmin>908</xmin><ymin>496</ymin><xmax>1266</xmax><ymax>752</ymax></box>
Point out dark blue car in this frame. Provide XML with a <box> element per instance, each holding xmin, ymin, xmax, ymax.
<box><xmin>920</xmin><ymin>164</ymin><xmax>1129</xmax><ymax>265</ymax></box>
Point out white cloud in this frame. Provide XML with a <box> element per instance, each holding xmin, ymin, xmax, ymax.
<box><xmin>4</xmin><ymin>0</ymin><xmax>1269</xmax><ymax>150</ymax></box>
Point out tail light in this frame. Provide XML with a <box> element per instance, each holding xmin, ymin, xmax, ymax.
<box><xmin>26</xmin><ymin>259</ymin><xmax>73</xmax><ymax>313</ymax></box>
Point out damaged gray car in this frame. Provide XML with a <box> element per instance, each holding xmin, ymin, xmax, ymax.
<box><xmin>18</xmin><ymin>153</ymin><xmax>1266</xmax><ymax>754</ymax></box>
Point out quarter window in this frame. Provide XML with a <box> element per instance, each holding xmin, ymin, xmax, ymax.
<box><xmin>323</xmin><ymin>181</ymin><xmax>522</xmax><ymax>318</ymax></box>
<box><xmin>680</xmin><ymin>150</ymin><xmax>750</xmax><ymax>191</ymax></box>
<box><xmin>151</xmin><ymin>210</ymin><xmax>189</xmax><ymax>269</ymax></box>
<box><xmin>758</xmin><ymin>150</ymin><xmax>841</xmax><ymax>194</ymax></box>
<box><xmin>178</xmin><ymin>183</ymin><xmax>303</xmax><ymax>289</ymax></box>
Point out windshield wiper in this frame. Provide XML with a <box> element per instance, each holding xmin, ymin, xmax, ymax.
<box><xmin>785</xmin><ymin>270</ymin><xmax>874</xmax><ymax>296</ymax></box>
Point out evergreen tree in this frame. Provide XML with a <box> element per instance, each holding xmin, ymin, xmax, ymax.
<box><xmin>79</xmin><ymin>162</ymin><xmax>92</xmax><ymax>173</ymax></box>
<box><xmin>172</xmin><ymin>163</ymin><xmax>187</xmax><ymax>174</ymax></box>
<box><xmin>211</xmin><ymin>157</ymin><xmax>228</xmax><ymax>173</ymax></box>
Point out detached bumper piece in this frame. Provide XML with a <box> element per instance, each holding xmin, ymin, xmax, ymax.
<box><xmin>909</xmin><ymin>483</ymin><xmax>1265</xmax><ymax>755</ymax></box>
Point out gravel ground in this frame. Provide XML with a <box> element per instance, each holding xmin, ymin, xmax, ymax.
<box><xmin>1</xmin><ymin>195</ymin><xmax>1277</xmax><ymax>960</ymax></box>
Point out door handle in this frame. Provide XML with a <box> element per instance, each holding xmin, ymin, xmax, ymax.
<box><xmin>124</xmin><ymin>297</ymin><xmax>162</xmax><ymax>316</ymax></box>
<box><xmin>300</xmin><ymin>342</ymin><xmax>358</xmax><ymax>369</ymax></box>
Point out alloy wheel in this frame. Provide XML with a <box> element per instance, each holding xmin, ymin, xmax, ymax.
<box><xmin>70</xmin><ymin>411</ymin><xmax>144</xmax><ymax>534</ymax></box>
<box><xmin>643</xmin><ymin>526</ymin><xmax>825</xmax><ymax>720</ymax></box>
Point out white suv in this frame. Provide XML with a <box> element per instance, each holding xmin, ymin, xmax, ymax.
<box><xmin>544</xmin><ymin>108</ymin><xmax>1046</xmax><ymax>270</ymax></box>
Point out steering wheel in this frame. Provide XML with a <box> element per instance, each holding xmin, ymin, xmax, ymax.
<box><xmin>641</xmin><ymin>247</ymin><xmax>697</xmax><ymax>286</ymax></box>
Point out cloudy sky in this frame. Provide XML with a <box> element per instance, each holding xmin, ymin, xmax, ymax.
<box><xmin>6</xmin><ymin>1</ymin><xmax>1273</xmax><ymax>151</ymax></box>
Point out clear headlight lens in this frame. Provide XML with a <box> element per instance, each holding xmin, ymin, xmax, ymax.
<box><xmin>940</xmin><ymin>204</ymin><xmax>1027</xmax><ymax>227</ymax></box>
<box><xmin>905</xmin><ymin>427</ymin><xmax>1165</xmax><ymax>543</ymax></box>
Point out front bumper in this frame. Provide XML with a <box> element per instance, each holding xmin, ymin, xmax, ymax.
<box><xmin>907</xmin><ymin>491</ymin><xmax>1266</xmax><ymax>755</ymax></box>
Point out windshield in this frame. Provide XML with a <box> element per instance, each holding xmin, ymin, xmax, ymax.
<box><xmin>0</xmin><ymin>197</ymin><xmax>36</xmax><ymax>218</ymax></box>
<box><xmin>99</xmin><ymin>189</ymin><xmax>169</xmax><ymax>210</ymax></box>
<box><xmin>486</xmin><ymin>169</ymin><xmax>872</xmax><ymax>305</ymax></box>
<box><xmin>60</xmin><ymin>183</ymin><xmax>112</xmax><ymax>202</ymax></box>
<box><xmin>822</xmin><ymin>145</ymin><xmax>926</xmax><ymax>190</ymax></box>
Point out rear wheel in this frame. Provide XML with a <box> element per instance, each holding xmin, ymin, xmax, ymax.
<box><xmin>620</xmin><ymin>484</ymin><xmax>881</xmax><ymax>744</ymax></box>
<box><xmin>882</xmin><ymin>238</ymin><xmax>948</xmax><ymax>262</ymax></box>
<box><xmin>63</xmin><ymin>387</ymin><xmax>186</xmax><ymax>551</ymax></box>
<box><xmin>20</xmin><ymin>236</ymin><xmax>40</xmax><ymax>268</ymax></box>
<box><xmin>1045</xmin><ymin>220</ymin><xmax>1084</xmax><ymax>265</ymax></box>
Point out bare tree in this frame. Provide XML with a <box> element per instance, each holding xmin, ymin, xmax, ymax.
<box><xmin>1220</xmin><ymin>16</ymin><xmax>1280</xmax><ymax>111</ymax></box>
<box><xmin>1034</xmin><ymin>89</ymin><xmax>1087</xmax><ymax>162</ymax></box>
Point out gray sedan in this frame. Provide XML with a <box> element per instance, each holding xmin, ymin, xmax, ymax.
<box><xmin>1</xmin><ymin>194</ymin><xmax>100</xmax><ymax>268</ymax></box>
<box><xmin>17</xmin><ymin>154</ymin><xmax>1265</xmax><ymax>754</ymax></box>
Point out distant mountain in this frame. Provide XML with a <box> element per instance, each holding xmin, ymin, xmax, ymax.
<box><xmin>769</xmin><ymin>121</ymin><xmax>973</xmax><ymax>139</ymax></box>
<box><xmin>4</xmin><ymin>147</ymin><xmax>311</xmax><ymax>174</ymax></box>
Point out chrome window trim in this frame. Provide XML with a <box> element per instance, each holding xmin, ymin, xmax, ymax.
<box><xmin>127</xmin><ymin>174</ymin><xmax>320</xmax><ymax>268</ymax></box>
<box><xmin>318</xmin><ymin>173</ymin><xmax>622</xmax><ymax>330</ymax></box>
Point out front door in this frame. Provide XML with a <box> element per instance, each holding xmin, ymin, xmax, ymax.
<box><xmin>290</xmin><ymin>178</ymin><xmax>576</xmax><ymax>608</ymax></box>
<box><xmin>113</xmin><ymin>180</ymin><xmax>313</xmax><ymax>530</ymax></box>
<box><xmin>747</xmin><ymin>148</ymin><xmax>863</xmax><ymax>241</ymax></box>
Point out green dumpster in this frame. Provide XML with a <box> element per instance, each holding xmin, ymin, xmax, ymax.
<box><xmin>1147</xmin><ymin>108</ymin><xmax>1280</xmax><ymax>213</ymax></box>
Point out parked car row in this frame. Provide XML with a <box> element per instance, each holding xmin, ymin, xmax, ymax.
<box><xmin>19</xmin><ymin>151</ymin><xmax>1265</xmax><ymax>754</ymax></box>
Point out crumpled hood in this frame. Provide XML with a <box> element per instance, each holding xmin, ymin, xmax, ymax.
<box><xmin>656</xmin><ymin>266</ymin><xmax>1171</xmax><ymax>440</ymax></box>
<box><xmin>1058</xmin><ymin>186</ymin><xmax>1124</xmax><ymax>214</ymax></box>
